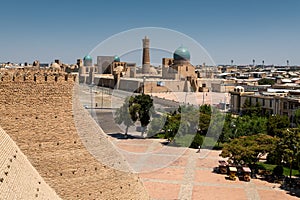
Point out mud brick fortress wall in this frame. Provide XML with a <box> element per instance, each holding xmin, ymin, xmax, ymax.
<box><xmin>0</xmin><ymin>69</ymin><xmax>149</xmax><ymax>200</ymax></box>
<box><xmin>0</xmin><ymin>127</ymin><xmax>61</xmax><ymax>200</ymax></box>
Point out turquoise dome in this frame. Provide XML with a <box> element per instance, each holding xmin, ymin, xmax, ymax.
<box><xmin>83</xmin><ymin>55</ymin><xmax>92</xmax><ymax>61</ymax></box>
<box><xmin>114</xmin><ymin>55</ymin><xmax>120</xmax><ymax>62</ymax></box>
<box><xmin>173</xmin><ymin>46</ymin><xmax>190</xmax><ymax>61</ymax></box>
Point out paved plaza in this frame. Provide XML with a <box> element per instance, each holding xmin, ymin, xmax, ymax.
<box><xmin>87</xmin><ymin>89</ymin><xmax>299</xmax><ymax>200</ymax></box>
<box><xmin>93</xmin><ymin>108</ymin><xmax>299</xmax><ymax>200</ymax></box>
<box><xmin>109</xmin><ymin>137</ymin><xmax>299</xmax><ymax>200</ymax></box>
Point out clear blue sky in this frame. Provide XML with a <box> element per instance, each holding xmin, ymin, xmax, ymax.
<box><xmin>1</xmin><ymin>0</ymin><xmax>299</xmax><ymax>65</ymax></box>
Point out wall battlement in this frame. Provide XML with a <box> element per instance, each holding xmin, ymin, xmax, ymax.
<box><xmin>0</xmin><ymin>68</ymin><xmax>148</xmax><ymax>200</ymax></box>
<box><xmin>0</xmin><ymin>68</ymin><xmax>77</xmax><ymax>83</ymax></box>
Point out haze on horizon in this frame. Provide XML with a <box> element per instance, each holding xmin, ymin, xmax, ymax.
<box><xmin>0</xmin><ymin>0</ymin><xmax>299</xmax><ymax>66</ymax></box>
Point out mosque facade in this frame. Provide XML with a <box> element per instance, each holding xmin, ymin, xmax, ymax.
<box><xmin>78</xmin><ymin>37</ymin><xmax>210</xmax><ymax>93</ymax></box>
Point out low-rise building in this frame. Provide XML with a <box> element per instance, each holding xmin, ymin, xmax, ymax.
<box><xmin>230</xmin><ymin>86</ymin><xmax>300</xmax><ymax>125</ymax></box>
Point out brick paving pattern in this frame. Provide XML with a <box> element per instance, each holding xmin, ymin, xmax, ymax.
<box><xmin>91</xmin><ymin>89</ymin><xmax>299</xmax><ymax>200</ymax></box>
<box><xmin>109</xmin><ymin>135</ymin><xmax>299</xmax><ymax>200</ymax></box>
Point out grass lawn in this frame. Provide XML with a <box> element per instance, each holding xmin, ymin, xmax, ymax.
<box><xmin>257</xmin><ymin>162</ymin><xmax>300</xmax><ymax>177</ymax></box>
<box><xmin>174</xmin><ymin>135</ymin><xmax>221</xmax><ymax>148</ymax></box>
<box><xmin>149</xmin><ymin>132</ymin><xmax>224</xmax><ymax>149</ymax></box>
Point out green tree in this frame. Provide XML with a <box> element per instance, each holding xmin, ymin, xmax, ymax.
<box><xmin>114</xmin><ymin>96</ymin><xmax>139</xmax><ymax>137</ymax></box>
<box><xmin>163</xmin><ymin>111</ymin><xmax>181</xmax><ymax>141</ymax></box>
<box><xmin>233</xmin><ymin>115</ymin><xmax>267</xmax><ymax>137</ymax></box>
<box><xmin>175</xmin><ymin>105</ymin><xmax>200</xmax><ymax>147</ymax></box>
<box><xmin>258</xmin><ymin>78</ymin><xmax>275</xmax><ymax>86</ymax></box>
<box><xmin>198</xmin><ymin>104</ymin><xmax>212</xmax><ymax>135</ymax></box>
<box><xmin>294</xmin><ymin>108</ymin><xmax>300</xmax><ymax>126</ymax></box>
<box><xmin>242</xmin><ymin>98</ymin><xmax>262</xmax><ymax>116</ymax></box>
<box><xmin>273</xmin><ymin>165</ymin><xmax>284</xmax><ymax>177</ymax></box>
<box><xmin>162</xmin><ymin>105</ymin><xmax>199</xmax><ymax>143</ymax></box>
<box><xmin>203</xmin><ymin>108</ymin><xmax>226</xmax><ymax>146</ymax></box>
<box><xmin>220</xmin><ymin>113</ymin><xmax>236</xmax><ymax>143</ymax></box>
<box><xmin>179</xmin><ymin>105</ymin><xmax>199</xmax><ymax>136</ymax></box>
<box><xmin>280</xmin><ymin>129</ymin><xmax>300</xmax><ymax>180</ymax></box>
<box><xmin>220</xmin><ymin>134</ymin><xmax>276</xmax><ymax>165</ymax></box>
<box><xmin>267</xmin><ymin>114</ymin><xmax>289</xmax><ymax>137</ymax></box>
<box><xmin>199</xmin><ymin>104</ymin><xmax>212</xmax><ymax>115</ymax></box>
<box><xmin>147</xmin><ymin>114</ymin><xmax>166</xmax><ymax>137</ymax></box>
<box><xmin>190</xmin><ymin>133</ymin><xmax>203</xmax><ymax>148</ymax></box>
<box><xmin>131</xmin><ymin>94</ymin><xmax>154</xmax><ymax>135</ymax></box>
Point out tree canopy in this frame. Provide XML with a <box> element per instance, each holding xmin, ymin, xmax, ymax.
<box><xmin>278</xmin><ymin>129</ymin><xmax>300</xmax><ymax>179</ymax></box>
<box><xmin>114</xmin><ymin>97</ymin><xmax>138</xmax><ymax>137</ymax></box>
<box><xmin>267</xmin><ymin>114</ymin><xmax>289</xmax><ymax>137</ymax></box>
<box><xmin>241</xmin><ymin>98</ymin><xmax>262</xmax><ymax>117</ymax></box>
<box><xmin>220</xmin><ymin>134</ymin><xmax>276</xmax><ymax>165</ymax></box>
<box><xmin>114</xmin><ymin>94</ymin><xmax>154</xmax><ymax>137</ymax></box>
<box><xmin>258</xmin><ymin>78</ymin><xmax>275</xmax><ymax>86</ymax></box>
<box><xmin>294</xmin><ymin>108</ymin><xmax>300</xmax><ymax>126</ymax></box>
<box><xmin>131</xmin><ymin>94</ymin><xmax>154</xmax><ymax>132</ymax></box>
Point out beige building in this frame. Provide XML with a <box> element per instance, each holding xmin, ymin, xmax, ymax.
<box><xmin>162</xmin><ymin>46</ymin><xmax>200</xmax><ymax>92</ymax></box>
<box><xmin>230</xmin><ymin>86</ymin><xmax>300</xmax><ymax>124</ymax></box>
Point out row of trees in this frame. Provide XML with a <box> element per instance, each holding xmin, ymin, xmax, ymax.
<box><xmin>115</xmin><ymin>95</ymin><xmax>300</xmax><ymax>179</ymax></box>
<box><xmin>148</xmin><ymin>104</ymin><xmax>225</xmax><ymax>148</ymax></box>
<box><xmin>115</xmin><ymin>94</ymin><xmax>222</xmax><ymax>148</ymax></box>
<box><xmin>220</xmin><ymin>100</ymin><xmax>300</xmax><ymax>179</ymax></box>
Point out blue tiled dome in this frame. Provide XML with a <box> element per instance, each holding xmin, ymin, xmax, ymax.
<box><xmin>173</xmin><ymin>46</ymin><xmax>190</xmax><ymax>61</ymax></box>
<box><xmin>83</xmin><ymin>55</ymin><xmax>92</xmax><ymax>61</ymax></box>
<box><xmin>114</xmin><ymin>55</ymin><xmax>120</xmax><ymax>62</ymax></box>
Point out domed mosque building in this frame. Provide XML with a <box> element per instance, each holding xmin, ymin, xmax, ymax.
<box><xmin>83</xmin><ymin>55</ymin><xmax>93</xmax><ymax>66</ymax></box>
<box><xmin>113</xmin><ymin>55</ymin><xmax>120</xmax><ymax>62</ymax></box>
<box><xmin>162</xmin><ymin>46</ymin><xmax>199</xmax><ymax>91</ymax></box>
<box><xmin>78</xmin><ymin>38</ymin><xmax>202</xmax><ymax>93</ymax></box>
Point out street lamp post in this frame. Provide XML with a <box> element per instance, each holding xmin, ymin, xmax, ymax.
<box><xmin>89</xmin><ymin>81</ymin><xmax>95</xmax><ymax>117</ymax></box>
<box><xmin>202</xmin><ymin>90</ymin><xmax>205</xmax><ymax>105</ymax></box>
<box><xmin>101</xmin><ymin>80</ymin><xmax>104</xmax><ymax>109</ymax></box>
<box><xmin>185</xmin><ymin>92</ymin><xmax>188</xmax><ymax>104</ymax></box>
<box><xmin>224</xmin><ymin>83</ymin><xmax>227</xmax><ymax>111</ymax></box>
<box><xmin>151</xmin><ymin>81</ymin><xmax>153</xmax><ymax>96</ymax></box>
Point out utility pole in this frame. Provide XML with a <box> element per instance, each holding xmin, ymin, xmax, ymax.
<box><xmin>90</xmin><ymin>81</ymin><xmax>95</xmax><ymax>117</ymax></box>
<box><xmin>101</xmin><ymin>80</ymin><xmax>104</xmax><ymax>108</ymax></box>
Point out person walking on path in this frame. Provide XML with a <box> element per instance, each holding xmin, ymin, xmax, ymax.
<box><xmin>196</xmin><ymin>145</ymin><xmax>201</xmax><ymax>153</ymax></box>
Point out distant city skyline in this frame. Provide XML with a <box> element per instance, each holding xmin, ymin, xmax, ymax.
<box><xmin>1</xmin><ymin>0</ymin><xmax>300</xmax><ymax>65</ymax></box>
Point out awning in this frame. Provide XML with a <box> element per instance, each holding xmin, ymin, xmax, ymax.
<box><xmin>229</xmin><ymin>167</ymin><xmax>237</xmax><ymax>172</ymax></box>
<box><xmin>242</xmin><ymin>167</ymin><xmax>251</xmax><ymax>173</ymax></box>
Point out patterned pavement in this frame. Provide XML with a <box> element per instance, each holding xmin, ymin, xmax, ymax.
<box><xmin>85</xmin><ymin>89</ymin><xmax>298</xmax><ymax>200</ymax></box>
<box><xmin>110</xmin><ymin>138</ymin><xmax>299</xmax><ymax>200</ymax></box>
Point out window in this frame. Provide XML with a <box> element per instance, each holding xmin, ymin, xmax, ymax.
<box><xmin>262</xmin><ymin>99</ymin><xmax>265</xmax><ymax>106</ymax></box>
<box><xmin>269</xmin><ymin>100</ymin><xmax>272</xmax><ymax>107</ymax></box>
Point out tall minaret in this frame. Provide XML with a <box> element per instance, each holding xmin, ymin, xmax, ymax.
<box><xmin>142</xmin><ymin>36</ymin><xmax>150</xmax><ymax>74</ymax></box>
